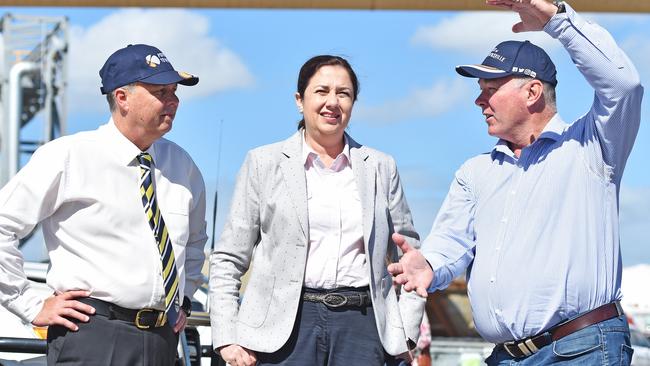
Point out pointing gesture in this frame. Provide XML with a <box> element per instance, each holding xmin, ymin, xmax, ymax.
<box><xmin>388</xmin><ymin>233</ymin><xmax>434</xmax><ymax>298</ymax></box>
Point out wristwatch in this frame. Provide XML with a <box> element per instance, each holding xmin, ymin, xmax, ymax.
<box><xmin>181</xmin><ymin>296</ymin><xmax>192</xmax><ymax>317</ymax></box>
<box><xmin>553</xmin><ymin>0</ymin><xmax>567</xmax><ymax>14</ymax></box>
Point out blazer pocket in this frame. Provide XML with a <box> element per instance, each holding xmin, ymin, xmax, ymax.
<box><xmin>237</xmin><ymin>274</ymin><xmax>276</xmax><ymax>328</ymax></box>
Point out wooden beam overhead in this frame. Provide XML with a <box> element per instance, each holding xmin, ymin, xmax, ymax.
<box><xmin>2</xmin><ymin>0</ymin><xmax>649</xmax><ymax>13</ymax></box>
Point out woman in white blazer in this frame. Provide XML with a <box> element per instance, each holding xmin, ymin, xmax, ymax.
<box><xmin>210</xmin><ymin>55</ymin><xmax>425</xmax><ymax>366</ymax></box>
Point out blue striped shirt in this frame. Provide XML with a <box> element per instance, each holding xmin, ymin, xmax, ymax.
<box><xmin>423</xmin><ymin>3</ymin><xmax>643</xmax><ymax>343</ymax></box>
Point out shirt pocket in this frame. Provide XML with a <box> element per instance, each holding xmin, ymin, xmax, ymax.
<box><xmin>162</xmin><ymin>207</ymin><xmax>190</xmax><ymax>246</ymax></box>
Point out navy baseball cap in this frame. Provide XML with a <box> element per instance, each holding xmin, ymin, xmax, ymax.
<box><xmin>99</xmin><ymin>44</ymin><xmax>199</xmax><ymax>94</ymax></box>
<box><xmin>456</xmin><ymin>40</ymin><xmax>557</xmax><ymax>86</ymax></box>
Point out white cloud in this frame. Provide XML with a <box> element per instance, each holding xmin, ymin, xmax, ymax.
<box><xmin>68</xmin><ymin>8</ymin><xmax>253</xmax><ymax>112</ymax></box>
<box><xmin>411</xmin><ymin>12</ymin><xmax>558</xmax><ymax>56</ymax></box>
<box><xmin>355</xmin><ymin>79</ymin><xmax>469</xmax><ymax>125</ymax></box>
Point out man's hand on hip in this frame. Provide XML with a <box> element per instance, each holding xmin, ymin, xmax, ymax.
<box><xmin>32</xmin><ymin>290</ymin><xmax>95</xmax><ymax>331</ymax></box>
<box><xmin>388</xmin><ymin>233</ymin><xmax>434</xmax><ymax>298</ymax></box>
<box><xmin>219</xmin><ymin>344</ymin><xmax>258</xmax><ymax>366</ymax></box>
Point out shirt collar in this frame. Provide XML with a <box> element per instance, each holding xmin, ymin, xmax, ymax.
<box><xmin>491</xmin><ymin>139</ymin><xmax>514</xmax><ymax>159</ymax></box>
<box><xmin>491</xmin><ymin>113</ymin><xmax>568</xmax><ymax>159</ymax></box>
<box><xmin>301</xmin><ymin>130</ymin><xmax>351</xmax><ymax>169</ymax></box>
<box><xmin>101</xmin><ymin>118</ymin><xmax>158</xmax><ymax>166</ymax></box>
<box><xmin>537</xmin><ymin>113</ymin><xmax>568</xmax><ymax>141</ymax></box>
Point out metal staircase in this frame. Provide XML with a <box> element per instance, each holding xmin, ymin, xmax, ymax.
<box><xmin>0</xmin><ymin>13</ymin><xmax>68</xmax><ymax>187</ymax></box>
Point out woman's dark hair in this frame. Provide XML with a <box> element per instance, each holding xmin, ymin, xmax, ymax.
<box><xmin>296</xmin><ymin>55</ymin><xmax>360</xmax><ymax>130</ymax></box>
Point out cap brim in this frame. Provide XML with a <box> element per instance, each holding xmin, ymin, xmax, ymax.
<box><xmin>140</xmin><ymin>70</ymin><xmax>199</xmax><ymax>86</ymax></box>
<box><xmin>456</xmin><ymin>64</ymin><xmax>509</xmax><ymax>80</ymax></box>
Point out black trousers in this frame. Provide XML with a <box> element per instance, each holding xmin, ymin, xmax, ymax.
<box><xmin>46</xmin><ymin>312</ymin><xmax>177</xmax><ymax>365</ymax></box>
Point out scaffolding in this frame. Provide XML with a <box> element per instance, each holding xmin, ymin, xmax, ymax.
<box><xmin>0</xmin><ymin>13</ymin><xmax>68</xmax><ymax>187</ymax></box>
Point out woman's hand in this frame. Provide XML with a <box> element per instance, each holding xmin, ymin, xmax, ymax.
<box><xmin>218</xmin><ymin>344</ymin><xmax>258</xmax><ymax>366</ymax></box>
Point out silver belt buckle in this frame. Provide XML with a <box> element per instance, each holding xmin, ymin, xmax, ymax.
<box><xmin>322</xmin><ymin>293</ymin><xmax>348</xmax><ymax>308</ymax></box>
<box><xmin>503</xmin><ymin>341</ymin><xmax>518</xmax><ymax>358</ymax></box>
<box><xmin>503</xmin><ymin>338</ymin><xmax>538</xmax><ymax>358</ymax></box>
<box><xmin>614</xmin><ymin>301</ymin><xmax>624</xmax><ymax>316</ymax></box>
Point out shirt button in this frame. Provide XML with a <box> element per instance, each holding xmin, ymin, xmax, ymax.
<box><xmin>501</xmin><ymin>217</ymin><xmax>508</xmax><ymax>223</ymax></box>
<box><xmin>490</xmin><ymin>277</ymin><xmax>495</xmax><ymax>283</ymax></box>
<box><xmin>510</xmin><ymin>190</ymin><xmax>516</xmax><ymax>195</ymax></box>
<box><xmin>495</xmin><ymin>309</ymin><xmax>502</xmax><ymax>315</ymax></box>
<box><xmin>495</xmin><ymin>247</ymin><xmax>500</xmax><ymax>252</ymax></box>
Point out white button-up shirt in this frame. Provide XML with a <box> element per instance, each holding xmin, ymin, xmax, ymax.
<box><xmin>0</xmin><ymin>120</ymin><xmax>207</xmax><ymax>323</ymax></box>
<box><xmin>302</xmin><ymin>133</ymin><xmax>368</xmax><ymax>289</ymax></box>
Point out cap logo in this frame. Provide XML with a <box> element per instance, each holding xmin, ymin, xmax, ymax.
<box><xmin>487</xmin><ymin>51</ymin><xmax>506</xmax><ymax>63</ymax></box>
<box><xmin>512</xmin><ymin>67</ymin><xmax>537</xmax><ymax>78</ymax></box>
<box><xmin>144</xmin><ymin>52</ymin><xmax>170</xmax><ymax>68</ymax></box>
<box><xmin>145</xmin><ymin>54</ymin><xmax>161</xmax><ymax>68</ymax></box>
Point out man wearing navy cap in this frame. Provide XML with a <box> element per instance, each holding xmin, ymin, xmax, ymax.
<box><xmin>389</xmin><ymin>1</ymin><xmax>643</xmax><ymax>365</ymax></box>
<box><xmin>0</xmin><ymin>44</ymin><xmax>207</xmax><ymax>365</ymax></box>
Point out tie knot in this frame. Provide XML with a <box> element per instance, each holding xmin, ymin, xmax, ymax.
<box><xmin>137</xmin><ymin>152</ymin><xmax>153</xmax><ymax>168</ymax></box>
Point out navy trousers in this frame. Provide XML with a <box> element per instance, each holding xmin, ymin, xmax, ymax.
<box><xmin>257</xmin><ymin>292</ymin><xmax>401</xmax><ymax>366</ymax></box>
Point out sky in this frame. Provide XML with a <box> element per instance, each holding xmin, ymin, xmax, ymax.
<box><xmin>1</xmin><ymin>5</ymin><xmax>649</xmax><ymax>266</ymax></box>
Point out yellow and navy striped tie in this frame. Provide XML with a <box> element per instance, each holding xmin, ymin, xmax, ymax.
<box><xmin>138</xmin><ymin>152</ymin><xmax>180</xmax><ymax>326</ymax></box>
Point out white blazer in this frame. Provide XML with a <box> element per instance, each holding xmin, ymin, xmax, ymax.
<box><xmin>209</xmin><ymin>130</ymin><xmax>425</xmax><ymax>356</ymax></box>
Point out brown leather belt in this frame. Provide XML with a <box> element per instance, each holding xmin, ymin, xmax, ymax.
<box><xmin>498</xmin><ymin>302</ymin><xmax>624</xmax><ymax>359</ymax></box>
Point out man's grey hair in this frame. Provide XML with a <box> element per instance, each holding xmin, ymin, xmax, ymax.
<box><xmin>106</xmin><ymin>83</ymin><xmax>136</xmax><ymax>112</ymax></box>
<box><xmin>514</xmin><ymin>76</ymin><xmax>557</xmax><ymax>112</ymax></box>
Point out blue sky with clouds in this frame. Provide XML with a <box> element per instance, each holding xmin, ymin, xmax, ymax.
<box><xmin>2</xmin><ymin>5</ymin><xmax>649</xmax><ymax>266</ymax></box>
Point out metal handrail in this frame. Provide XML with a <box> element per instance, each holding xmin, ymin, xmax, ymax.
<box><xmin>0</xmin><ymin>337</ymin><xmax>46</xmax><ymax>354</ymax></box>
<box><xmin>186</xmin><ymin>311</ymin><xmax>210</xmax><ymax>327</ymax></box>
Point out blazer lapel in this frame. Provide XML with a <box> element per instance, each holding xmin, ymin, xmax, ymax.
<box><xmin>348</xmin><ymin>134</ymin><xmax>376</xmax><ymax>256</ymax></box>
<box><xmin>279</xmin><ymin>131</ymin><xmax>309</xmax><ymax>242</ymax></box>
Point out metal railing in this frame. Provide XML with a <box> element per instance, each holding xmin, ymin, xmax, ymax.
<box><xmin>0</xmin><ymin>337</ymin><xmax>46</xmax><ymax>354</ymax></box>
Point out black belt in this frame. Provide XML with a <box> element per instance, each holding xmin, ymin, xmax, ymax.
<box><xmin>79</xmin><ymin>298</ymin><xmax>168</xmax><ymax>330</ymax></box>
<box><xmin>302</xmin><ymin>288</ymin><xmax>372</xmax><ymax>309</ymax></box>
<box><xmin>498</xmin><ymin>301</ymin><xmax>624</xmax><ymax>359</ymax></box>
